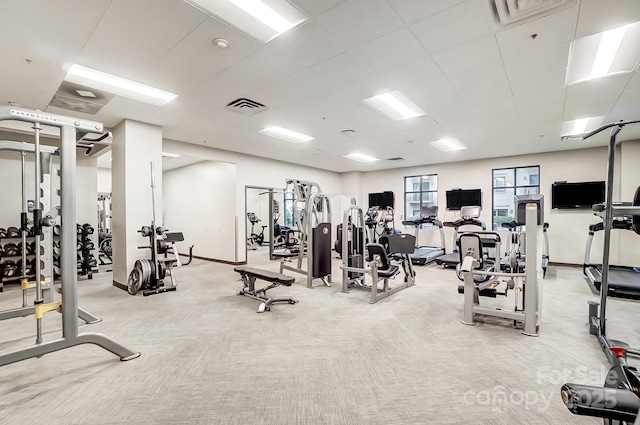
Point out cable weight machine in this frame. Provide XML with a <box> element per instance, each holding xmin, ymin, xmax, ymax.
<box><xmin>0</xmin><ymin>105</ymin><xmax>139</xmax><ymax>366</ymax></box>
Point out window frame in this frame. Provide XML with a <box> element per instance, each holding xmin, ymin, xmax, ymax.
<box><xmin>491</xmin><ymin>165</ymin><xmax>540</xmax><ymax>230</ymax></box>
<box><xmin>404</xmin><ymin>174</ymin><xmax>438</xmax><ymax>220</ymax></box>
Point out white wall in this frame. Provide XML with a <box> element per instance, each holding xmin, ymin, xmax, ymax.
<box><xmin>163</xmin><ymin>139</ymin><xmax>342</xmax><ymax>262</ymax></box>
<box><xmin>163</xmin><ymin>161</ymin><xmax>237</xmax><ymax>263</ymax></box>
<box><xmin>97</xmin><ymin>167</ymin><xmax>111</xmax><ymax>193</ymax></box>
<box><xmin>359</xmin><ymin>146</ymin><xmax>639</xmax><ymax>266</ymax></box>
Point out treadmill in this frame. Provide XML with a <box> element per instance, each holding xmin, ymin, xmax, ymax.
<box><xmin>401</xmin><ymin>206</ymin><xmax>445</xmax><ymax>265</ymax></box>
<box><xmin>584</xmin><ymin>207</ymin><xmax>640</xmax><ymax>299</ymax></box>
<box><xmin>435</xmin><ymin>205</ymin><xmax>491</xmax><ymax>268</ymax></box>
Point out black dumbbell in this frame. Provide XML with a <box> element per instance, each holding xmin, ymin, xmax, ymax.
<box><xmin>7</xmin><ymin>227</ymin><xmax>20</xmax><ymax>238</ymax></box>
<box><xmin>82</xmin><ymin>223</ymin><xmax>95</xmax><ymax>234</ymax></box>
<box><xmin>0</xmin><ymin>228</ymin><xmax>6</xmax><ymax>238</ymax></box>
<box><xmin>1</xmin><ymin>260</ymin><xmax>18</xmax><ymax>278</ymax></box>
<box><xmin>3</xmin><ymin>243</ymin><xmax>19</xmax><ymax>256</ymax></box>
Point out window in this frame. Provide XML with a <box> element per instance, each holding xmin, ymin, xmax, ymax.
<box><xmin>492</xmin><ymin>166</ymin><xmax>539</xmax><ymax>230</ymax></box>
<box><xmin>404</xmin><ymin>174</ymin><xmax>437</xmax><ymax>220</ymax></box>
<box><xmin>283</xmin><ymin>190</ymin><xmax>296</xmax><ymax>227</ymax></box>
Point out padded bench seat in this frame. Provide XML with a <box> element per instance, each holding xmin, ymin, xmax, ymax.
<box><xmin>234</xmin><ymin>266</ymin><xmax>298</xmax><ymax>313</ymax></box>
<box><xmin>233</xmin><ymin>266</ymin><xmax>295</xmax><ymax>286</ymax></box>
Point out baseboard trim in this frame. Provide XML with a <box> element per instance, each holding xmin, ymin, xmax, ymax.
<box><xmin>113</xmin><ymin>280</ymin><xmax>127</xmax><ymax>291</ymax></box>
<box><xmin>548</xmin><ymin>261</ymin><xmax>581</xmax><ymax>268</ymax></box>
<box><xmin>182</xmin><ymin>254</ymin><xmax>246</xmax><ymax>266</ymax></box>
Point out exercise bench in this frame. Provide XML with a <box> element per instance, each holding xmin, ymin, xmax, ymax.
<box><xmin>234</xmin><ymin>266</ymin><xmax>298</xmax><ymax>313</ymax></box>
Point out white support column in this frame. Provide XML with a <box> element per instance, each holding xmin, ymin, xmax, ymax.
<box><xmin>111</xmin><ymin>120</ymin><xmax>162</xmax><ymax>290</ymax></box>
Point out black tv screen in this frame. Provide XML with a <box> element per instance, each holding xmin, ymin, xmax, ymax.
<box><xmin>368</xmin><ymin>191</ymin><xmax>394</xmax><ymax>209</ymax></box>
<box><xmin>446</xmin><ymin>189</ymin><xmax>482</xmax><ymax>210</ymax></box>
<box><xmin>551</xmin><ymin>181</ymin><xmax>605</xmax><ymax>209</ymax></box>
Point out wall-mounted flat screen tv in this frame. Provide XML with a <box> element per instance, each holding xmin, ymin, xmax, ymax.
<box><xmin>551</xmin><ymin>181</ymin><xmax>605</xmax><ymax>209</ymax></box>
<box><xmin>446</xmin><ymin>189</ymin><xmax>482</xmax><ymax>210</ymax></box>
<box><xmin>368</xmin><ymin>191</ymin><xmax>394</xmax><ymax>209</ymax></box>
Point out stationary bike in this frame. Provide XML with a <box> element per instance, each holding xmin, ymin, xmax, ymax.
<box><xmin>247</xmin><ymin>212</ymin><xmax>267</xmax><ymax>249</ymax></box>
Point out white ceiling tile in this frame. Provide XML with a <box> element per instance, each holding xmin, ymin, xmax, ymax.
<box><xmin>617</xmin><ymin>70</ymin><xmax>640</xmax><ymax>103</ymax></box>
<box><xmin>88</xmin><ymin>0</ymin><xmax>205</xmax><ymax>66</ymax></box>
<box><xmin>432</xmin><ymin>35</ymin><xmax>501</xmax><ymax>75</ymax></box>
<box><xmin>563</xmin><ymin>74</ymin><xmax>631</xmax><ymax>120</ymax></box>
<box><xmin>353</xmin><ymin>28</ymin><xmax>427</xmax><ymax>71</ymax></box>
<box><xmin>387</xmin><ymin>0</ymin><xmax>468</xmax><ymax>24</ymax></box>
<box><xmin>289</xmin><ymin>0</ymin><xmax>345</xmax><ymax>17</ymax></box>
<box><xmin>448</xmin><ymin>62</ymin><xmax>509</xmax><ymax>93</ymax></box>
<box><xmin>380</xmin><ymin>56</ymin><xmax>445</xmax><ymax>89</ymax></box>
<box><xmin>150</xmin><ymin>17</ymin><xmax>262</xmax><ymax>90</ymax></box>
<box><xmin>504</xmin><ymin>43</ymin><xmax>570</xmax><ymax>81</ymax></box>
<box><xmin>0</xmin><ymin>0</ymin><xmax>103</xmax><ymax>37</ymax></box>
<box><xmin>249</xmin><ymin>68</ymin><xmax>334</xmax><ymax>109</ymax></box>
<box><xmin>409</xmin><ymin>0</ymin><xmax>492</xmax><ymax>54</ymax></box>
<box><xmin>518</xmin><ymin>101</ymin><xmax>564</xmax><ymax>136</ymax></box>
<box><xmin>495</xmin><ymin>7</ymin><xmax>578</xmax><ymax>60</ymax></box>
<box><xmin>315</xmin><ymin>0</ymin><xmax>405</xmax><ymax>48</ymax></box>
<box><xmin>460</xmin><ymin>83</ymin><xmax>513</xmax><ymax>106</ymax></box>
<box><xmin>510</xmin><ymin>68</ymin><xmax>567</xmax><ymax>109</ymax></box>
<box><xmin>309</xmin><ymin>52</ymin><xmax>375</xmax><ymax>86</ymax></box>
<box><xmin>339</xmin><ymin>74</ymin><xmax>393</xmax><ymax>100</ymax></box>
<box><xmin>606</xmin><ymin>99</ymin><xmax>640</xmax><ymax>123</ymax></box>
<box><xmin>576</xmin><ymin>0</ymin><xmax>640</xmax><ymax>38</ymax></box>
<box><xmin>268</xmin><ymin>22</ymin><xmax>346</xmax><ymax>68</ymax></box>
<box><xmin>76</xmin><ymin>41</ymin><xmax>154</xmax><ymax>82</ymax></box>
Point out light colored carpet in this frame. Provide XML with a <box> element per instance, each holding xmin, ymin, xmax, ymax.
<box><xmin>0</xmin><ymin>248</ymin><xmax>616</xmax><ymax>424</ymax></box>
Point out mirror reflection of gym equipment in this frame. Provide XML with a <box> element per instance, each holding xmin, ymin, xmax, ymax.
<box><xmin>97</xmin><ymin>192</ymin><xmax>113</xmax><ymax>267</ymax></box>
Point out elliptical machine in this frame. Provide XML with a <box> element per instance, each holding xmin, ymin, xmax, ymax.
<box><xmin>246</xmin><ymin>212</ymin><xmax>267</xmax><ymax>249</ymax></box>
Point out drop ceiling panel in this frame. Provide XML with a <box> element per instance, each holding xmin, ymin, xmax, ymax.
<box><xmin>518</xmin><ymin>101</ymin><xmax>564</xmax><ymax>135</ymax></box>
<box><xmin>88</xmin><ymin>1</ymin><xmax>204</xmax><ymax>66</ymax></box>
<box><xmin>0</xmin><ymin>0</ymin><xmax>103</xmax><ymax>37</ymax></box>
<box><xmin>268</xmin><ymin>22</ymin><xmax>346</xmax><ymax>68</ymax></box>
<box><xmin>460</xmin><ymin>82</ymin><xmax>513</xmax><ymax>106</ymax></box>
<box><xmin>495</xmin><ymin>7</ymin><xmax>578</xmax><ymax>60</ymax></box>
<box><xmin>339</xmin><ymin>74</ymin><xmax>393</xmax><ymax>100</ymax></box>
<box><xmin>353</xmin><ymin>28</ymin><xmax>427</xmax><ymax>71</ymax></box>
<box><xmin>0</xmin><ymin>10</ymin><xmax>86</xmax><ymax>64</ymax></box>
<box><xmin>432</xmin><ymin>35</ymin><xmax>501</xmax><ymax>75</ymax></box>
<box><xmin>380</xmin><ymin>56</ymin><xmax>446</xmax><ymax>89</ymax></box>
<box><xmin>607</xmin><ymin>100</ymin><xmax>640</xmax><ymax>124</ymax></box>
<box><xmin>76</xmin><ymin>41</ymin><xmax>156</xmax><ymax>83</ymax></box>
<box><xmin>617</xmin><ymin>71</ymin><xmax>640</xmax><ymax>103</ymax></box>
<box><xmin>315</xmin><ymin>0</ymin><xmax>405</xmax><ymax>49</ymax></box>
<box><xmin>309</xmin><ymin>52</ymin><xmax>375</xmax><ymax>86</ymax></box>
<box><xmin>447</xmin><ymin>62</ymin><xmax>509</xmax><ymax>93</ymax></box>
<box><xmin>504</xmin><ymin>43</ymin><xmax>570</xmax><ymax>81</ymax></box>
<box><xmin>0</xmin><ymin>53</ymin><xmax>66</xmax><ymax>104</ymax></box>
<box><xmin>575</xmin><ymin>0</ymin><xmax>640</xmax><ymax>38</ymax></box>
<box><xmin>150</xmin><ymin>17</ymin><xmax>263</xmax><ymax>89</ymax></box>
<box><xmin>510</xmin><ymin>68</ymin><xmax>567</xmax><ymax>108</ymax></box>
<box><xmin>387</xmin><ymin>0</ymin><xmax>468</xmax><ymax>24</ymax></box>
<box><xmin>564</xmin><ymin>74</ymin><xmax>631</xmax><ymax>119</ymax></box>
<box><xmin>248</xmin><ymin>69</ymin><xmax>332</xmax><ymax>110</ymax></box>
<box><xmin>289</xmin><ymin>0</ymin><xmax>345</xmax><ymax>18</ymax></box>
<box><xmin>410</xmin><ymin>0</ymin><xmax>492</xmax><ymax>54</ymax></box>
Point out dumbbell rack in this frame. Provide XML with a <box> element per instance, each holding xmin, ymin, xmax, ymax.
<box><xmin>77</xmin><ymin>224</ymin><xmax>98</xmax><ymax>279</ymax></box>
<box><xmin>0</xmin><ymin>227</ymin><xmax>36</xmax><ymax>292</ymax></box>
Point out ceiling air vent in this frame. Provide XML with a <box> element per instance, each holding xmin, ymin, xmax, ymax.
<box><xmin>488</xmin><ymin>0</ymin><xmax>576</xmax><ymax>28</ymax></box>
<box><xmin>386</xmin><ymin>157</ymin><xmax>405</xmax><ymax>161</ymax></box>
<box><xmin>226</xmin><ymin>98</ymin><xmax>266</xmax><ymax>115</ymax></box>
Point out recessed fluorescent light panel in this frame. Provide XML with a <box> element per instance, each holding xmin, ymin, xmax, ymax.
<box><xmin>429</xmin><ymin>138</ymin><xmax>467</xmax><ymax>152</ymax></box>
<box><xmin>566</xmin><ymin>22</ymin><xmax>640</xmax><ymax>85</ymax></box>
<box><xmin>343</xmin><ymin>153</ymin><xmax>379</xmax><ymax>163</ymax></box>
<box><xmin>258</xmin><ymin>126</ymin><xmax>314</xmax><ymax>143</ymax></box>
<box><xmin>363</xmin><ymin>91</ymin><xmax>426</xmax><ymax>121</ymax></box>
<box><xmin>184</xmin><ymin>0</ymin><xmax>307</xmax><ymax>43</ymax></box>
<box><xmin>64</xmin><ymin>64</ymin><xmax>177</xmax><ymax>106</ymax></box>
<box><xmin>560</xmin><ymin>116</ymin><xmax>605</xmax><ymax>138</ymax></box>
<box><xmin>162</xmin><ymin>152</ymin><xmax>181</xmax><ymax>158</ymax></box>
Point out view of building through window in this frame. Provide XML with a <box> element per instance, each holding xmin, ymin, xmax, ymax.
<box><xmin>492</xmin><ymin>166</ymin><xmax>540</xmax><ymax>230</ymax></box>
<box><xmin>404</xmin><ymin>174</ymin><xmax>437</xmax><ymax>220</ymax></box>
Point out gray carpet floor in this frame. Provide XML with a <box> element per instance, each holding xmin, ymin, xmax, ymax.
<box><xmin>0</xmin><ymin>248</ymin><xmax>630</xmax><ymax>424</ymax></box>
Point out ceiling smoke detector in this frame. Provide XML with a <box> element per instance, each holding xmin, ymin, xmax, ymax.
<box><xmin>213</xmin><ymin>38</ymin><xmax>229</xmax><ymax>49</ymax></box>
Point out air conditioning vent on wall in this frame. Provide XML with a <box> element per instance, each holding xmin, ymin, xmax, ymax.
<box><xmin>488</xmin><ymin>0</ymin><xmax>576</xmax><ymax>28</ymax></box>
<box><xmin>386</xmin><ymin>157</ymin><xmax>405</xmax><ymax>161</ymax></box>
<box><xmin>226</xmin><ymin>98</ymin><xmax>266</xmax><ymax>115</ymax></box>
